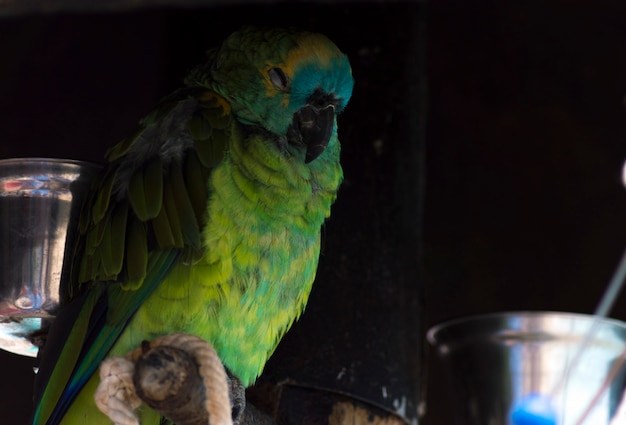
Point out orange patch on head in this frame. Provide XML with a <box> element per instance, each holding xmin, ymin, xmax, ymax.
<box><xmin>199</xmin><ymin>91</ymin><xmax>232</xmax><ymax>115</ymax></box>
<box><xmin>283</xmin><ymin>33</ymin><xmax>339</xmax><ymax>76</ymax></box>
<box><xmin>262</xmin><ymin>33</ymin><xmax>343</xmax><ymax>106</ymax></box>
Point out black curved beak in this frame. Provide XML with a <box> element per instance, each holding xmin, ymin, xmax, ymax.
<box><xmin>288</xmin><ymin>104</ymin><xmax>335</xmax><ymax>163</ymax></box>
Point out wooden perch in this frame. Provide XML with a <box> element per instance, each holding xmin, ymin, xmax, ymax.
<box><xmin>134</xmin><ymin>344</ymin><xmax>210</xmax><ymax>425</ymax></box>
<box><xmin>94</xmin><ymin>333</ymin><xmax>247</xmax><ymax>425</ymax></box>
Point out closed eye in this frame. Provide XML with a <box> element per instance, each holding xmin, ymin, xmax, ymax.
<box><xmin>268</xmin><ymin>67</ymin><xmax>289</xmax><ymax>90</ymax></box>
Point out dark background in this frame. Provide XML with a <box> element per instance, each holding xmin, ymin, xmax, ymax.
<box><xmin>2</xmin><ymin>1</ymin><xmax>626</xmax><ymax>424</ymax></box>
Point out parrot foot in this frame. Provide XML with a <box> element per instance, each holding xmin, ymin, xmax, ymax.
<box><xmin>226</xmin><ymin>371</ymin><xmax>246</xmax><ymax>425</ymax></box>
<box><xmin>226</xmin><ymin>371</ymin><xmax>281</xmax><ymax>424</ymax></box>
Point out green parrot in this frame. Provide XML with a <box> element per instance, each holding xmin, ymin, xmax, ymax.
<box><xmin>32</xmin><ymin>26</ymin><xmax>353</xmax><ymax>425</ymax></box>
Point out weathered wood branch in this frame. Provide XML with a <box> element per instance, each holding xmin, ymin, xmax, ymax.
<box><xmin>134</xmin><ymin>344</ymin><xmax>210</xmax><ymax>425</ymax></box>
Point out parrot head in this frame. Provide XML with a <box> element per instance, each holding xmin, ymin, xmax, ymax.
<box><xmin>187</xmin><ymin>27</ymin><xmax>354</xmax><ymax>163</ymax></box>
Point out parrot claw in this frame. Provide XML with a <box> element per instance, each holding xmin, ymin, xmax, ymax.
<box><xmin>226</xmin><ymin>371</ymin><xmax>246</xmax><ymax>425</ymax></box>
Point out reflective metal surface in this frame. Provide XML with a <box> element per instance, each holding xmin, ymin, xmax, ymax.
<box><xmin>0</xmin><ymin>158</ymin><xmax>100</xmax><ymax>357</ymax></box>
<box><xmin>427</xmin><ymin>311</ymin><xmax>626</xmax><ymax>425</ymax></box>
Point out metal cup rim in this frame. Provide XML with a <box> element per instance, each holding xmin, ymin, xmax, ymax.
<box><xmin>426</xmin><ymin>310</ymin><xmax>626</xmax><ymax>346</ymax></box>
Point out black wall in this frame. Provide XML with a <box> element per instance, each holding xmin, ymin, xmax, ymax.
<box><xmin>2</xmin><ymin>1</ymin><xmax>626</xmax><ymax>424</ymax></box>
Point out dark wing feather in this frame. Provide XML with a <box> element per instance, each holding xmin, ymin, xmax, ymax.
<box><xmin>69</xmin><ymin>88</ymin><xmax>232</xmax><ymax>298</ymax></box>
<box><xmin>34</xmin><ymin>88</ymin><xmax>233</xmax><ymax>425</ymax></box>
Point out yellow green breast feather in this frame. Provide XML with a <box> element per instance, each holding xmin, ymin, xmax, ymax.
<box><xmin>112</xmin><ymin>126</ymin><xmax>338</xmax><ymax>387</ymax></box>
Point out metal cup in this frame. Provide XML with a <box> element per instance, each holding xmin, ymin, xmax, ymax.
<box><xmin>427</xmin><ymin>311</ymin><xmax>626</xmax><ymax>425</ymax></box>
<box><xmin>0</xmin><ymin>158</ymin><xmax>100</xmax><ymax>357</ymax></box>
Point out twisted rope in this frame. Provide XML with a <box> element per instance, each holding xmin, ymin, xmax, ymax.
<box><xmin>94</xmin><ymin>333</ymin><xmax>232</xmax><ymax>425</ymax></box>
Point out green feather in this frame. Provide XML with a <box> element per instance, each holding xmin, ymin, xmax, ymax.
<box><xmin>99</xmin><ymin>215</ymin><xmax>114</xmax><ymax>277</ymax></box>
<box><xmin>184</xmin><ymin>150</ymin><xmax>209</xmax><ymax>224</ymax></box>
<box><xmin>91</xmin><ymin>170</ymin><xmax>115</xmax><ymax>224</ymax></box>
<box><xmin>32</xmin><ymin>286</ymin><xmax>105</xmax><ymax>425</ymax></box>
<box><xmin>125</xmin><ymin>160</ymin><xmax>164</xmax><ymax>222</ymax></box>
<box><xmin>142</xmin><ymin>158</ymin><xmax>164</xmax><ymax>219</ymax></box>
<box><xmin>162</xmin><ymin>178</ymin><xmax>185</xmax><ymax>248</ymax></box>
<box><xmin>124</xmin><ymin>219</ymin><xmax>148</xmax><ymax>288</ymax></box>
<box><xmin>193</xmin><ymin>95</ymin><xmax>231</xmax><ymax>168</ymax></box>
<box><xmin>204</xmin><ymin>106</ymin><xmax>230</xmax><ymax>130</ymax></box>
<box><xmin>77</xmin><ymin>254</ymin><xmax>93</xmax><ymax>287</ymax></box>
<box><xmin>151</xmin><ymin>200</ymin><xmax>176</xmax><ymax>248</ymax></box>
<box><xmin>127</xmin><ymin>170</ymin><xmax>148</xmax><ymax>220</ymax></box>
<box><xmin>104</xmin><ymin>204</ymin><xmax>128</xmax><ymax>276</ymax></box>
<box><xmin>170</xmin><ymin>161</ymin><xmax>201</xmax><ymax>250</ymax></box>
<box><xmin>188</xmin><ymin>112</ymin><xmax>213</xmax><ymax>141</ymax></box>
<box><xmin>195</xmin><ymin>128</ymin><xmax>229</xmax><ymax>169</ymax></box>
<box><xmin>84</xmin><ymin>211</ymin><xmax>107</xmax><ymax>255</ymax></box>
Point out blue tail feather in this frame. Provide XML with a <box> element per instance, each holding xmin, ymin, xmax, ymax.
<box><xmin>33</xmin><ymin>249</ymin><xmax>178</xmax><ymax>425</ymax></box>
